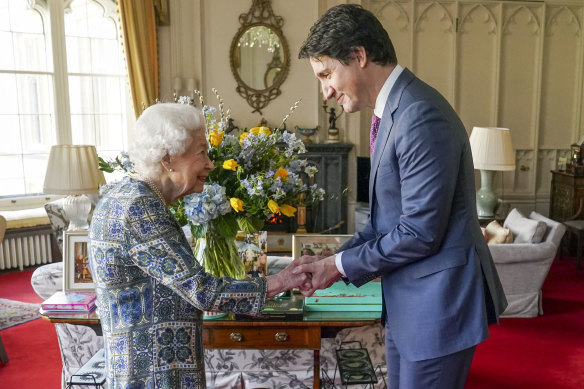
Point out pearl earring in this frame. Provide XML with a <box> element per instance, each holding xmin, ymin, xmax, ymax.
<box><xmin>169</xmin><ymin>168</ymin><xmax>174</xmax><ymax>172</ymax></box>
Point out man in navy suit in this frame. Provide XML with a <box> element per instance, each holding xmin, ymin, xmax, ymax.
<box><xmin>295</xmin><ymin>4</ymin><xmax>508</xmax><ymax>388</ymax></box>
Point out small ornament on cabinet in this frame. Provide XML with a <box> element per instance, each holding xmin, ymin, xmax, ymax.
<box><xmin>295</xmin><ymin>125</ymin><xmax>319</xmax><ymax>144</ymax></box>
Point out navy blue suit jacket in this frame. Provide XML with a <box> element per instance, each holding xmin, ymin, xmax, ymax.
<box><xmin>340</xmin><ymin>68</ymin><xmax>507</xmax><ymax>361</ymax></box>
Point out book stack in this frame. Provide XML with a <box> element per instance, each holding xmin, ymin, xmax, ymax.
<box><xmin>41</xmin><ymin>291</ymin><xmax>97</xmax><ymax>312</ymax></box>
<box><xmin>260</xmin><ymin>295</ymin><xmax>304</xmax><ymax>321</ymax></box>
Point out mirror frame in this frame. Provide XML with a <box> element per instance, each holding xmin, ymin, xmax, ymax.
<box><xmin>229</xmin><ymin>0</ymin><xmax>290</xmax><ymax>114</ymax></box>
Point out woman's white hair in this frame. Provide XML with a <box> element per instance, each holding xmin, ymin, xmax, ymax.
<box><xmin>129</xmin><ymin>103</ymin><xmax>206</xmax><ymax>177</ymax></box>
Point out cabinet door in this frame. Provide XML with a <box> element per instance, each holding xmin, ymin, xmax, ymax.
<box><xmin>304</xmin><ymin>144</ymin><xmax>353</xmax><ymax>233</ymax></box>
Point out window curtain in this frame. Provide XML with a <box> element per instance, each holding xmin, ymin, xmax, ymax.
<box><xmin>117</xmin><ymin>0</ymin><xmax>160</xmax><ymax>118</ymax></box>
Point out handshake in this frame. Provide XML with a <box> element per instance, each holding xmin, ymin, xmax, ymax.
<box><xmin>266</xmin><ymin>254</ymin><xmax>342</xmax><ymax>298</ymax></box>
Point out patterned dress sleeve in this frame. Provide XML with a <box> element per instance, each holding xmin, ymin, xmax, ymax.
<box><xmin>123</xmin><ymin>192</ymin><xmax>267</xmax><ymax>315</ymax></box>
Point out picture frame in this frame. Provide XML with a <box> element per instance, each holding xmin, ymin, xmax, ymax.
<box><xmin>236</xmin><ymin>231</ymin><xmax>269</xmax><ymax>278</ymax></box>
<box><xmin>63</xmin><ymin>230</ymin><xmax>95</xmax><ymax>291</ymax></box>
<box><xmin>292</xmin><ymin>234</ymin><xmax>353</xmax><ymax>259</ymax></box>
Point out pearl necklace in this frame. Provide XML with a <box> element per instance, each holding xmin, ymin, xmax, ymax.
<box><xmin>135</xmin><ymin>175</ymin><xmax>168</xmax><ymax>204</ymax></box>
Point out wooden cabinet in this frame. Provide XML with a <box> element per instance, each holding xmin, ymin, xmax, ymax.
<box><xmin>549</xmin><ymin>171</ymin><xmax>584</xmax><ymax>221</ymax></box>
<box><xmin>304</xmin><ymin>143</ymin><xmax>353</xmax><ymax>234</ymax></box>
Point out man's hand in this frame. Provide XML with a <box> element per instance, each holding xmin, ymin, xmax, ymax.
<box><xmin>292</xmin><ymin>255</ymin><xmax>341</xmax><ymax>296</ymax></box>
<box><xmin>266</xmin><ymin>261</ymin><xmax>310</xmax><ymax>298</ymax></box>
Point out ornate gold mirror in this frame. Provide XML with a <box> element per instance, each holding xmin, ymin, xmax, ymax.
<box><xmin>230</xmin><ymin>0</ymin><xmax>289</xmax><ymax>114</ymax></box>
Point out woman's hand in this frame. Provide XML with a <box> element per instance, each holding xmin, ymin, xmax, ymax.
<box><xmin>266</xmin><ymin>262</ymin><xmax>311</xmax><ymax>298</ymax></box>
<box><xmin>292</xmin><ymin>255</ymin><xmax>341</xmax><ymax>297</ymax></box>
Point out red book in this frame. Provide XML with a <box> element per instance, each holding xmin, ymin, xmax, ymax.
<box><xmin>41</xmin><ymin>291</ymin><xmax>97</xmax><ymax>312</ymax></box>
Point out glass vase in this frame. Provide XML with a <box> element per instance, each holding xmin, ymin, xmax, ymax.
<box><xmin>194</xmin><ymin>229</ymin><xmax>245</xmax><ymax>280</ymax></box>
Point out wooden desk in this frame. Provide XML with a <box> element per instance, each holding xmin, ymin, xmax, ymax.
<box><xmin>40</xmin><ymin>300</ymin><xmax>379</xmax><ymax>388</ymax></box>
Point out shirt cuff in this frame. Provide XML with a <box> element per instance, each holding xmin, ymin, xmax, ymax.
<box><xmin>335</xmin><ymin>251</ymin><xmax>346</xmax><ymax>277</ymax></box>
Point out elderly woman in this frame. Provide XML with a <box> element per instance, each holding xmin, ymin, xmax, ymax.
<box><xmin>88</xmin><ymin>103</ymin><xmax>306</xmax><ymax>389</ymax></box>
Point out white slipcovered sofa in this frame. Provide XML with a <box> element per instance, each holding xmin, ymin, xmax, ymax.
<box><xmin>488</xmin><ymin>209</ymin><xmax>565</xmax><ymax>318</ymax></box>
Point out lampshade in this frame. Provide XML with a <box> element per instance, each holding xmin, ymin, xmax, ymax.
<box><xmin>469</xmin><ymin>127</ymin><xmax>516</xmax><ymax>171</ymax></box>
<box><xmin>43</xmin><ymin>145</ymin><xmax>106</xmax><ymax>195</ymax></box>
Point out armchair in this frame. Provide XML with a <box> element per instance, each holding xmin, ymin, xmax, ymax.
<box><xmin>489</xmin><ymin>210</ymin><xmax>565</xmax><ymax>318</ymax></box>
<box><xmin>32</xmin><ymin>198</ymin><xmax>103</xmax><ymax>389</ymax></box>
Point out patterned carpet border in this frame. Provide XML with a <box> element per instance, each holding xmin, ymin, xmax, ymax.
<box><xmin>0</xmin><ymin>298</ymin><xmax>41</xmax><ymax>330</ymax></box>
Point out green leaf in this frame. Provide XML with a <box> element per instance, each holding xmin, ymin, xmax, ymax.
<box><xmin>190</xmin><ymin>223</ymin><xmax>207</xmax><ymax>239</ymax></box>
<box><xmin>211</xmin><ymin>215</ymin><xmax>239</xmax><ymax>238</ymax></box>
<box><xmin>98</xmin><ymin>157</ymin><xmax>115</xmax><ymax>173</ymax></box>
<box><xmin>237</xmin><ymin>216</ymin><xmax>264</xmax><ymax>233</ymax></box>
<box><xmin>169</xmin><ymin>199</ymin><xmax>187</xmax><ymax>226</ymax></box>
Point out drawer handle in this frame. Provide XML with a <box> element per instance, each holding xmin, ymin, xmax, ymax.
<box><xmin>275</xmin><ymin>332</ymin><xmax>289</xmax><ymax>342</ymax></box>
<box><xmin>230</xmin><ymin>332</ymin><xmax>243</xmax><ymax>342</ymax></box>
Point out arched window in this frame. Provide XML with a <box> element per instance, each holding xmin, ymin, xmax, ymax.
<box><xmin>0</xmin><ymin>0</ymin><xmax>56</xmax><ymax>198</ymax></box>
<box><xmin>65</xmin><ymin>0</ymin><xmax>129</xmax><ymax>151</ymax></box>
<box><xmin>0</xmin><ymin>0</ymin><xmax>132</xmax><ymax>207</ymax></box>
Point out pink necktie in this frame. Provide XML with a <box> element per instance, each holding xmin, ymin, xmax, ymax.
<box><xmin>370</xmin><ymin>114</ymin><xmax>381</xmax><ymax>155</ymax></box>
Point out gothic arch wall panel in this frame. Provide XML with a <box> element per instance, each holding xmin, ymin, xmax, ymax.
<box><xmin>413</xmin><ymin>1</ymin><xmax>457</xmax><ymax>102</ymax></box>
<box><xmin>371</xmin><ymin>0</ymin><xmax>413</xmax><ymax>69</ymax></box>
<box><xmin>498</xmin><ymin>4</ymin><xmax>542</xmax><ymax>151</ymax></box>
<box><xmin>457</xmin><ymin>3</ymin><xmax>499</xmax><ymax>133</ymax></box>
<box><xmin>539</xmin><ymin>5</ymin><xmax>583</xmax><ymax>149</ymax></box>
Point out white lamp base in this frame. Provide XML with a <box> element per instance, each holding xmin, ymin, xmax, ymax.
<box><xmin>63</xmin><ymin>194</ymin><xmax>91</xmax><ymax>231</ymax></box>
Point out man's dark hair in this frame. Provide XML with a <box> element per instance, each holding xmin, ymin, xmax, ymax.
<box><xmin>298</xmin><ymin>4</ymin><xmax>397</xmax><ymax>66</ymax></box>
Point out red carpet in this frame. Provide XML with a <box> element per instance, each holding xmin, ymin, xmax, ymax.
<box><xmin>0</xmin><ymin>269</ymin><xmax>43</xmax><ymax>303</ymax></box>
<box><xmin>467</xmin><ymin>258</ymin><xmax>584</xmax><ymax>388</ymax></box>
<box><xmin>0</xmin><ymin>267</ymin><xmax>61</xmax><ymax>388</ymax></box>
<box><xmin>0</xmin><ymin>318</ymin><xmax>61</xmax><ymax>388</ymax></box>
<box><xmin>0</xmin><ymin>260</ymin><xmax>583</xmax><ymax>388</ymax></box>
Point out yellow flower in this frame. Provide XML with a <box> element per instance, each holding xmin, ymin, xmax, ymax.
<box><xmin>267</xmin><ymin>200</ymin><xmax>280</xmax><ymax>214</ymax></box>
<box><xmin>230</xmin><ymin>198</ymin><xmax>244</xmax><ymax>212</ymax></box>
<box><xmin>274</xmin><ymin>167</ymin><xmax>288</xmax><ymax>181</ymax></box>
<box><xmin>209</xmin><ymin>130</ymin><xmax>223</xmax><ymax>147</ymax></box>
<box><xmin>239</xmin><ymin>132</ymin><xmax>249</xmax><ymax>144</ymax></box>
<box><xmin>250</xmin><ymin>126</ymin><xmax>271</xmax><ymax>136</ymax></box>
<box><xmin>280</xmin><ymin>204</ymin><xmax>297</xmax><ymax>217</ymax></box>
<box><xmin>223</xmin><ymin>159</ymin><xmax>239</xmax><ymax>171</ymax></box>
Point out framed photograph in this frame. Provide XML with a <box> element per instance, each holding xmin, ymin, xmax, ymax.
<box><xmin>63</xmin><ymin>230</ymin><xmax>95</xmax><ymax>291</ymax></box>
<box><xmin>236</xmin><ymin>231</ymin><xmax>269</xmax><ymax>278</ymax></box>
<box><xmin>292</xmin><ymin>234</ymin><xmax>353</xmax><ymax>259</ymax></box>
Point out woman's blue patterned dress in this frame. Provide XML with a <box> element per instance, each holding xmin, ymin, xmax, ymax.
<box><xmin>88</xmin><ymin>177</ymin><xmax>267</xmax><ymax>389</ymax></box>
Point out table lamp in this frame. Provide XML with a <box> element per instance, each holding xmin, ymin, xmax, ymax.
<box><xmin>43</xmin><ymin>145</ymin><xmax>106</xmax><ymax>231</ymax></box>
<box><xmin>469</xmin><ymin>127</ymin><xmax>515</xmax><ymax>218</ymax></box>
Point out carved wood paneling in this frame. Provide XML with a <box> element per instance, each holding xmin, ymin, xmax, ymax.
<box><xmin>540</xmin><ymin>5</ymin><xmax>583</xmax><ymax>148</ymax></box>
<box><xmin>537</xmin><ymin>149</ymin><xmax>557</xmax><ymax>194</ymax></box>
<box><xmin>499</xmin><ymin>4</ymin><xmax>542</xmax><ymax>150</ymax></box>
<box><xmin>370</xmin><ymin>0</ymin><xmax>413</xmax><ymax>69</ymax></box>
<box><xmin>362</xmin><ymin>1</ymin><xmax>583</xmax><ymax>216</ymax></box>
<box><xmin>457</xmin><ymin>3</ymin><xmax>499</xmax><ymax>132</ymax></box>
<box><xmin>414</xmin><ymin>1</ymin><xmax>456</xmax><ymax>101</ymax></box>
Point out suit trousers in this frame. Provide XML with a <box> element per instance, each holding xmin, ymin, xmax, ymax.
<box><xmin>385</xmin><ymin>322</ymin><xmax>476</xmax><ymax>389</ymax></box>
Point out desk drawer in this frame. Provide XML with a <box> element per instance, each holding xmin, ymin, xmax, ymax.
<box><xmin>203</xmin><ymin>326</ymin><xmax>320</xmax><ymax>349</ymax></box>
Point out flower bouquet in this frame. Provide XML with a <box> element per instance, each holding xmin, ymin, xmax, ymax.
<box><xmin>181</xmin><ymin>90</ymin><xmax>325</xmax><ymax>278</ymax></box>
<box><xmin>99</xmin><ymin>90</ymin><xmax>325</xmax><ymax>280</ymax></box>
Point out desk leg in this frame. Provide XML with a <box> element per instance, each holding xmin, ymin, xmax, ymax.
<box><xmin>313</xmin><ymin>349</ymin><xmax>320</xmax><ymax>389</ymax></box>
<box><xmin>0</xmin><ymin>334</ymin><xmax>9</xmax><ymax>363</ymax></box>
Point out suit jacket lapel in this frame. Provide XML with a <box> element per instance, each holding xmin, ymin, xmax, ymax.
<box><xmin>369</xmin><ymin>68</ymin><xmax>416</xmax><ymax>208</ymax></box>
